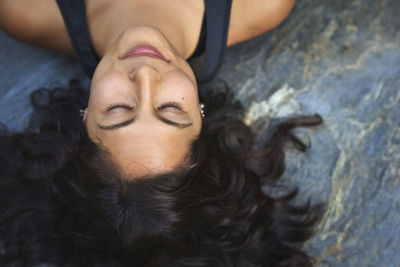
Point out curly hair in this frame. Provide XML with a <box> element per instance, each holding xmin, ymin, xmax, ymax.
<box><xmin>0</xmin><ymin>80</ymin><xmax>324</xmax><ymax>266</ymax></box>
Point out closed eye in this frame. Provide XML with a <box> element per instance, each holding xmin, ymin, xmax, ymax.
<box><xmin>97</xmin><ymin>101</ymin><xmax>192</xmax><ymax>130</ymax></box>
<box><xmin>106</xmin><ymin>103</ymin><xmax>135</xmax><ymax>112</ymax></box>
<box><xmin>157</xmin><ymin>102</ymin><xmax>184</xmax><ymax>112</ymax></box>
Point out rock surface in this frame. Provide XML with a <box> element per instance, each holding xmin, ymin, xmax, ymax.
<box><xmin>0</xmin><ymin>0</ymin><xmax>399</xmax><ymax>266</ymax></box>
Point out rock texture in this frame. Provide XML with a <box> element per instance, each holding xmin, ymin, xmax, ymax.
<box><xmin>0</xmin><ymin>0</ymin><xmax>399</xmax><ymax>266</ymax></box>
<box><xmin>216</xmin><ymin>1</ymin><xmax>400</xmax><ymax>266</ymax></box>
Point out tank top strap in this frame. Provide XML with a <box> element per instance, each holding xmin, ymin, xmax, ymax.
<box><xmin>55</xmin><ymin>0</ymin><xmax>99</xmax><ymax>78</ymax></box>
<box><xmin>197</xmin><ymin>0</ymin><xmax>233</xmax><ymax>84</ymax></box>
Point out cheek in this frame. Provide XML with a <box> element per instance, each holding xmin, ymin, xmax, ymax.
<box><xmin>163</xmin><ymin>71</ymin><xmax>199</xmax><ymax>104</ymax></box>
<box><xmin>88</xmin><ymin>74</ymin><xmax>135</xmax><ymax>109</ymax></box>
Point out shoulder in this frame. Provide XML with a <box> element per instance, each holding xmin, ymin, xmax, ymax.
<box><xmin>227</xmin><ymin>0</ymin><xmax>296</xmax><ymax>46</ymax></box>
<box><xmin>0</xmin><ymin>0</ymin><xmax>74</xmax><ymax>54</ymax></box>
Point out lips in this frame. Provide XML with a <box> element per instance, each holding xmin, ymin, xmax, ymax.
<box><xmin>122</xmin><ymin>45</ymin><xmax>168</xmax><ymax>62</ymax></box>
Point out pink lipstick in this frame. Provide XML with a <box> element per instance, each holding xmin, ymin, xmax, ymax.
<box><xmin>123</xmin><ymin>45</ymin><xmax>168</xmax><ymax>62</ymax></box>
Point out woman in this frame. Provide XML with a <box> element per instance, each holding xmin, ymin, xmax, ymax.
<box><xmin>0</xmin><ymin>0</ymin><xmax>324</xmax><ymax>266</ymax></box>
<box><xmin>1</xmin><ymin>0</ymin><xmax>298</xmax><ymax>176</ymax></box>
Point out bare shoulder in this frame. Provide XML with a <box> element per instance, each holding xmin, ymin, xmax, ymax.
<box><xmin>0</xmin><ymin>0</ymin><xmax>74</xmax><ymax>54</ymax></box>
<box><xmin>227</xmin><ymin>0</ymin><xmax>296</xmax><ymax>46</ymax></box>
<box><xmin>0</xmin><ymin>0</ymin><xmax>296</xmax><ymax>55</ymax></box>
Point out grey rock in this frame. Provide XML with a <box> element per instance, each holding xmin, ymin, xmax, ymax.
<box><xmin>216</xmin><ymin>0</ymin><xmax>400</xmax><ymax>266</ymax></box>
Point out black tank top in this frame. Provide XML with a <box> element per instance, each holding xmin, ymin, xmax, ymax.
<box><xmin>55</xmin><ymin>0</ymin><xmax>233</xmax><ymax>84</ymax></box>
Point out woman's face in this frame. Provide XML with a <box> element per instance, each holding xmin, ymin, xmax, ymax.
<box><xmin>85</xmin><ymin>27</ymin><xmax>202</xmax><ymax>177</ymax></box>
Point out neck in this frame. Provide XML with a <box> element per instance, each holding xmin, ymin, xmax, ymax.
<box><xmin>85</xmin><ymin>0</ymin><xmax>199</xmax><ymax>59</ymax></box>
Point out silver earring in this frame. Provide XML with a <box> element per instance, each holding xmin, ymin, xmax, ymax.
<box><xmin>200</xmin><ymin>103</ymin><xmax>205</xmax><ymax>118</ymax></box>
<box><xmin>129</xmin><ymin>69</ymin><xmax>135</xmax><ymax>80</ymax></box>
<box><xmin>79</xmin><ymin>109</ymin><xmax>86</xmax><ymax>118</ymax></box>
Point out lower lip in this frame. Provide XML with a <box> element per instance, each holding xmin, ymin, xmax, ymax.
<box><xmin>122</xmin><ymin>45</ymin><xmax>168</xmax><ymax>62</ymax></box>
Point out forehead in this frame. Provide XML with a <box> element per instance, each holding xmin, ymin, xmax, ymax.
<box><xmin>102</xmin><ymin>129</ymin><xmax>194</xmax><ymax>176</ymax></box>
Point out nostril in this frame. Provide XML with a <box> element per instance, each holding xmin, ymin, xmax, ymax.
<box><xmin>129</xmin><ymin>69</ymin><xmax>135</xmax><ymax>80</ymax></box>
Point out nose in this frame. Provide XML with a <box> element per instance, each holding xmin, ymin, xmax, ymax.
<box><xmin>130</xmin><ymin>64</ymin><xmax>161</xmax><ymax>87</ymax></box>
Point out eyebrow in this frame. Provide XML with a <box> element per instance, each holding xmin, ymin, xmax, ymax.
<box><xmin>97</xmin><ymin>117</ymin><xmax>137</xmax><ymax>130</ymax></box>
<box><xmin>96</xmin><ymin>114</ymin><xmax>193</xmax><ymax>130</ymax></box>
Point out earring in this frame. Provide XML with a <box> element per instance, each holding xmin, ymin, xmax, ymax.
<box><xmin>79</xmin><ymin>109</ymin><xmax>86</xmax><ymax>118</ymax></box>
<box><xmin>200</xmin><ymin>103</ymin><xmax>205</xmax><ymax>118</ymax></box>
<box><xmin>129</xmin><ymin>69</ymin><xmax>135</xmax><ymax>80</ymax></box>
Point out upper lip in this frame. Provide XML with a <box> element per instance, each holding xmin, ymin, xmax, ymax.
<box><xmin>122</xmin><ymin>45</ymin><xmax>169</xmax><ymax>62</ymax></box>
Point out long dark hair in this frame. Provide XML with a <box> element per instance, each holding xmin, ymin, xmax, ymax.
<box><xmin>0</xmin><ymin>80</ymin><xmax>324</xmax><ymax>266</ymax></box>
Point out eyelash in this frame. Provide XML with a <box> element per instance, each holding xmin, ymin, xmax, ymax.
<box><xmin>157</xmin><ymin>102</ymin><xmax>184</xmax><ymax>111</ymax></box>
<box><xmin>106</xmin><ymin>103</ymin><xmax>134</xmax><ymax>111</ymax></box>
<box><xmin>106</xmin><ymin>102</ymin><xmax>184</xmax><ymax>112</ymax></box>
